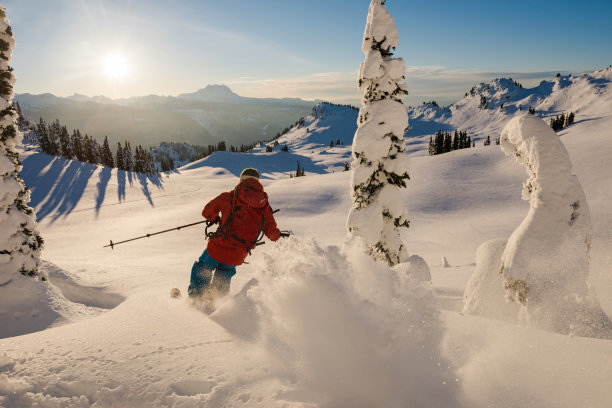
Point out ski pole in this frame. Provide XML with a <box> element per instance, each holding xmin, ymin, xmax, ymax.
<box><xmin>104</xmin><ymin>220</ymin><xmax>209</xmax><ymax>249</ymax></box>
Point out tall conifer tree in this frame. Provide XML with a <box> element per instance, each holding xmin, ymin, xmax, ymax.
<box><xmin>59</xmin><ymin>125</ymin><xmax>71</xmax><ymax>159</ymax></box>
<box><xmin>346</xmin><ymin>0</ymin><xmax>410</xmax><ymax>265</ymax></box>
<box><xmin>116</xmin><ymin>142</ymin><xmax>124</xmax><ymax>170</ymax></box>
<box><xmin>101</xmin><ymin>136</ymin><xmax>114</xmax><ymax>167</ymax></box>
<box><xmin>123</xmin><ymin>141</ymin><xmax>133</xmax><ymax>171</ymax></box>
<box><xmin>0</xmin><ymin>7</ymin><xmax>43</xmax><ymax>280</ymax></box>
<box><xmin>72</xmin><ymin>129</ymin><xmax>83</xmax><ymax>161</ymax></box>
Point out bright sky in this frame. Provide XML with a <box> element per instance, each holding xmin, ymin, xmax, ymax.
<box><xmin>3</xmin><ymin>0</ymin><xmax>611</xmax><ymax>105</ymax></box>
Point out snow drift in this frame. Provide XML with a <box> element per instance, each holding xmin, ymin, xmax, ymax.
<box><xmin>0</xmin><ymin>261</ymin><xmax>124</xmax><ymax>338</ymax></box>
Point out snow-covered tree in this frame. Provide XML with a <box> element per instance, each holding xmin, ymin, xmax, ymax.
<box><xmin>0</xmin><ymin>7</ymin><xmax>43</xmax><ymax>280</ymax></box>
<box><xmin>346</xmin><ymin>0</ymin><xmax>410</xmax><ymax>266</ymax></box>
<box><xmin>465</xmin><ymin>115</ymin><xmax>612</xmax><ymax>338</ymax></box>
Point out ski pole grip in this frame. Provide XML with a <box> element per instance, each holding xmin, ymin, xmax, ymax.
<box><xmin>205</xmin><ymin>217</ymin><xmax>220</xmax><ymax>227</ymax></box>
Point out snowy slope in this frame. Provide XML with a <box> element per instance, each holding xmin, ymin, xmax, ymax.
<box><xmin>1</xmin><ymin>69</ymin><xmax>612</xmax><ymax>407</ymax></box>
<box><xmin>405</xmin><ymin>66</ymin><xmax>612</xmax><ymax>155</ymax></box>
<box><xmin>190</xmin><ymin>68</ymin><xmax>612</xmax><ymax>168</ymax></box>
<box><xmin>183</xmin><ymin>102</ymin><xmax>358</xmax><ymax>176</ymax></box>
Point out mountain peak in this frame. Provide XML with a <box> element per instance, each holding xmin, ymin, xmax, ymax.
<box><xmin>202</xmin><ymin>84</ymin><xmax>235</xmax><ymax>94</ymax></box>
<box><xmin>178</xmin><ymin>84</ymin><xmax>242</xmax><ymax>102</ymax></box>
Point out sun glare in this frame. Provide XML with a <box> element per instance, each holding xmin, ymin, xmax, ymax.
<box><xmin>103</xmin><ymin>53</ymin><xmax>129</xmax><ymax>80</ymax></box>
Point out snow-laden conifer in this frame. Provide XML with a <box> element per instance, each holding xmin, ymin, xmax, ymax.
<box><xmin>346</xmin><ymin>0</ymin><xmax>410</xmax><ymax>265</ymax></box>
<box><xmin>465</xmin><ymin>115</ymin><xmax>612</xmax><ymax>338</ymax></box>
<box><xmin>0</xmin><ymin>7</ymin><xmax>43</xmax><ymax>281</ymax></box>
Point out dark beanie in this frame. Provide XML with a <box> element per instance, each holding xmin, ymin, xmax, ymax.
<box><xmin>240</xmin><ymin>168</ymin><xmax>259</xmax><ymax>181</ymax></box>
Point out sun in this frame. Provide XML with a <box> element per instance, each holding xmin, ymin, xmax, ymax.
<box><xmin>102</xmin><ymin>53</ymin><xmax>129</xmax><ymax>80</ymax></box>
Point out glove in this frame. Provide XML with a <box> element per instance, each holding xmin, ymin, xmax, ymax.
<box><xmin>206</xmin><ymin>216</ymin><xmax>220</xmax><ymax>227</ymax></box>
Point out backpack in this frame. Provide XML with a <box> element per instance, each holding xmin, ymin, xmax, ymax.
<box><xmin>206</xmin><ymin>182</ymin><xmax>269</xmax><ymax>253</ymax></box>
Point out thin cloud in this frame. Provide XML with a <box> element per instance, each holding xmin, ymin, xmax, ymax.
<box><xmin>226</xmin><ymin>71</ymin><xmax>360</xmax><ymax>102</ymax></box>
<box><xmin>223</xmin><ymin>66</ymin><xmax>587</xmax><ymax>106</ymax></box>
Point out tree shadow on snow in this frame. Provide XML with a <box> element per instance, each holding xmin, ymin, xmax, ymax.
<box><xmin>21</xmin><ymin>156</ymin><xmax>96</xmax><ymax>223</ymax></box>
<box><xmin>136</xmin><ymin>172</ymin><xmax>163</xmax><ymax>207</ymax></box>
<box><xmin>20</xmin><ymin>154</ymin><xmax>63</xmax><ymax>208</ymax></box>
<box><xmin>21</xmin><ymin>154</ymin><xmax>165</xmax><ymax>222</ymax></box>
<box><xmin>95</xmin><ymin>167</ymin><xmax>112</xmax><ymax>216</ymax></box>
<box><xmin>117</xmin><ymin>169</ymin><xmax>127</xmax><ymax>202</ymax></box>
<box><xmin>100</xmin><ymin>167</ymin><xmax>163</xmax><ymax>212</ymax></box>
<box><xmin>117</xmin><ymin>170</ymin><xmax>163</xmax><ymax>204</ymax></box>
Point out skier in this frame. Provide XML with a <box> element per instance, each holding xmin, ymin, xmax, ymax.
<box><xmin>188</xmin><ymin>168</ymin><xmax>282</xmax><ymax>303</ymax></box>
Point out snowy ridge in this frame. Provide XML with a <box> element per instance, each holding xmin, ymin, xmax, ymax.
<box><xmin>184</xmin><ymin>102</ymin><xmax>358</xmax><ymax>176</ymax></box>
<box><xmin>405</xmin><ymin>66</ymin><xmax>612</xmax><ymax>155</ymax></box>
<box><xmin>19</xmin><ymin>68</ymin><xmax>612</xmax><ymax>174</ymax></box>
<box><xmin>271</xmin><ymin>102</ymin><xmax>358</xmax><ymax>148</ymax></box>
<box><xmin>187</xmin><ymin>69</ymin><xmax>612</xmax><ymax>170</ymax></box>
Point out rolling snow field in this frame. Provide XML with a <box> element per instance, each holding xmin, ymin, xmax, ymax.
<box><xmin>1</xmin><ymin>70</ymin><xmax>612</xmax><ymax>407</ymax></box>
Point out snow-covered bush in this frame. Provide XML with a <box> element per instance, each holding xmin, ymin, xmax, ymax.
<box><xmin>0</xmin><ymin>7</ymin><xmax>43</xmax><ymax>284</ymax></box>
<box><xmin>346</xmin><ymin>0</ymin><xmax>410</xmax><ymax>266</ymax></box>
<box><xmin>465</xmin><ymin>115</ymin><xmax>612</xmax><ymax>338</ymax></box>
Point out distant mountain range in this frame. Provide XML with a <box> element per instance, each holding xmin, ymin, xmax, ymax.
<box><xmin>401</xmin><ymin>66</ymin><xmax>612</xmax><ymax>154</ymax></box>
<box><xmin>15</xmin><ymin>85</ymin><xmax>317</xmax><ymax>148</ymax></box>
<box><xmin>16</xmin><ymin>67</ymin><xmax>612</xmax><ymax>163</ymax></box>
<box><xmin>227</xmin><ymin>67</ymin><xmax>612</xmax><ymax>168</ymax></box>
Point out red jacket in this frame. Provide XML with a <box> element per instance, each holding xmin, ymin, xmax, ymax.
<box><xmin>203</xmin><ymin>178</ymin><xmax>281</xmax><ymax>266</ymax></box>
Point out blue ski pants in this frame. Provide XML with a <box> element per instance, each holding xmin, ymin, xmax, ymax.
<box><xmin>188</xmin><ymin>249</ymin><xmax>236</xmax><ymax>298</ymax></box>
